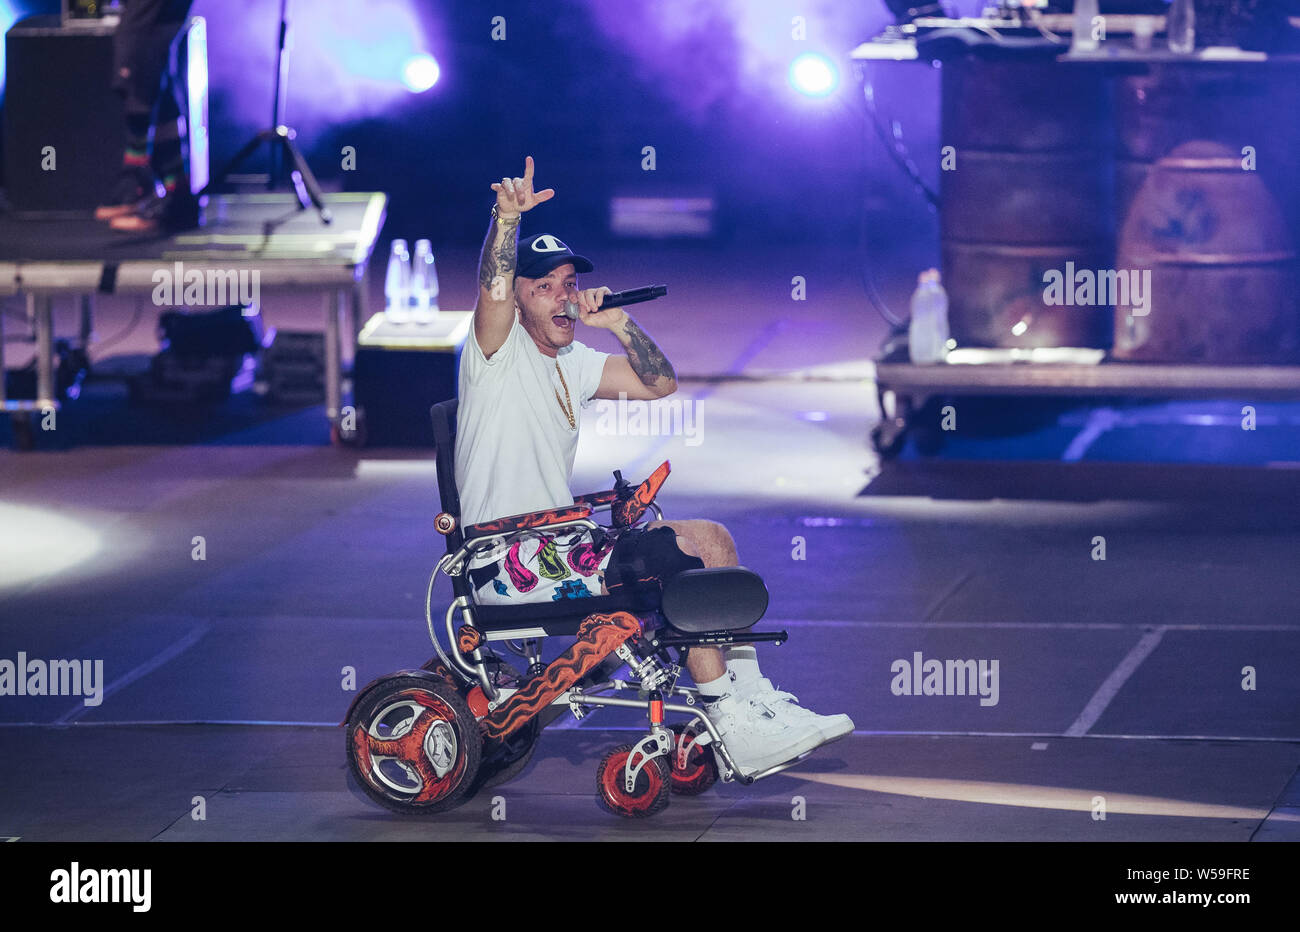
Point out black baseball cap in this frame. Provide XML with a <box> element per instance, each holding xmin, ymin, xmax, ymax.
<box><xmin>516</xmin><ymin>233</ymin><xmax>594</xmax><ymax>279</ymax></box>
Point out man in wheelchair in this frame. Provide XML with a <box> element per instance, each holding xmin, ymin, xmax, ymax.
<box><xmin>456</xmin><ymin>156</ymin><xmax>853</xmax><ymax>777</ymax></box>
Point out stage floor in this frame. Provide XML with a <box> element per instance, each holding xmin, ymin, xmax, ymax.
<box><xmin>1</xmin><ymin>395</ymin><xmax>1298</xmax><ymax>840</ymax></box>
<box><xmin>1</xmin><ymin>238</ymin><xmax>1298</xmax><ymax>841</ymax></box>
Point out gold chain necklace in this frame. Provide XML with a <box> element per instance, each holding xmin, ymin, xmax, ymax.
<box><xmin>554</xmin><ymin>360</ymin><xmax>576</xmax><ymax>430</ymax></box>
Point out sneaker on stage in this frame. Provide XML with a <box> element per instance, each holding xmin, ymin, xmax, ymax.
<box><xmin>705</xmin><ymin>692</ymin><xmax>826</xmax><ymax>777</ymax></box>
<box><xmin>110</xmin><ymin>175</ymin><xmax>201</xmax><ymax>234</ymax></box>
<box><xmin>95</xmin><ymin>165</ymin><xmax>158</xmax><ymax>221</ymax></box>
<box><xmin>742</xmin><ymin>677</ymin><xmax>854</xmax><ymax>744</ymax></box>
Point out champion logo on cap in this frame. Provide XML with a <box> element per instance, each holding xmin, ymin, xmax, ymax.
<box><xmin>517</xmin><ymin>233</ymin><xmax>595</xmax><ymax>277</ymax></box>
<box><xmin>530</xmin><ymin>234</ymin><xmax>569</xmax><ymax>253</ymax></box>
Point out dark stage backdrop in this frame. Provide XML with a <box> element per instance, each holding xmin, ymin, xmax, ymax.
<box><xmin>1</xmin><ymin>0</ymin><xmax>945</xmax><ymax>248</ymax></box>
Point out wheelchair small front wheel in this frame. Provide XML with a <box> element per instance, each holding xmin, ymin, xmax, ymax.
<box><xmin>596</xmin><ymin>744</ymin><xmax>671</xmax><ymax>818</ymax></box>
<box><xmin>346</xmin><ymin>675</ymin><xmax>481</xmax><ymax>815</ymax></box>
<box><xmin>667</xmin><ymin>723</ymin><xmax>718</xmax><ymax>796</ymax></box>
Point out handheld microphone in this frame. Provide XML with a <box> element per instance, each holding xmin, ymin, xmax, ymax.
<box><xmin>564</xmin><ymin>284</ymin><xmax>668</xmax><ymax>319</ymax></box>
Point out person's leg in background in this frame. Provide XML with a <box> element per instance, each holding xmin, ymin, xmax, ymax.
<box><xmin>96</xmin><ymin>0</ymin><xmax>162</xmax><ymax>219</ymax></box>
<box><xmin>102</xmin><ymin>0</ymin><xmax>198</xmax><ymax>231</ymax></box>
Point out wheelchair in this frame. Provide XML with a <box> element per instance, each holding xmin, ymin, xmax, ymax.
<box><xmin>344</xmin><ymin>398</ymin><xmax>799</xmax><ymax>818</ymax></box>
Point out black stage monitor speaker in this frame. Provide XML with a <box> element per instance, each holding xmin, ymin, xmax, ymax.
<box><xmin>2</xmin><ymin>14</ymin><xmax>208</xmax><ymax>215</ymax></box>
<box><xmin>351</xmin><ymin>312</ymin><xmax>470</xmax><ymax>447</ymax></box>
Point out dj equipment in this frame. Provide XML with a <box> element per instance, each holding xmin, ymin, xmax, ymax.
<box><xmin>879</xmin><ymin>0</ymin><xmax>945</xmax><ymax>24</ymax></box>
<box><xmin>2</xmin><ymin>14</ymin><xmax>208</xmax><ymax>214</ymax></box>
<box><xmin>63</xmin><ymin>0</ymin><xmax>122</xmax><ymax>26</ymax></box>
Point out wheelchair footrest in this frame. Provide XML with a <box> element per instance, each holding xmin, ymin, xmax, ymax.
<box><xmin>730</xmin><ymin>750</ymin><xmax>813</xmax><ymax>786</ymax></box>
<box><xmin>648</xmin><ymin>629</ymin><xmax>788</xmax><ymax>649</ymax></box>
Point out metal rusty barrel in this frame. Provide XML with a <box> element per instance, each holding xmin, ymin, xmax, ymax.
<box><xmin>1115</xmin><ymin>140</ymin><xmax>1298</xmax><ymax>362</ymax></box>
<box><xmin>940</xmin><ymin>57</ymin><xmax>1113</xmax><ymax>349</ymax></box>
<box><xmin>1114</xmin><ymin>65</ymin><xmax>1300</xmax><ymax>362</ymax></box>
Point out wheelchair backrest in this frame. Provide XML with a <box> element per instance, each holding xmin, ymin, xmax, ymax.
<box><xmin>430</xmin><ymin>399</ymin><xmax>476</xmax><ymax>601</ymax></box>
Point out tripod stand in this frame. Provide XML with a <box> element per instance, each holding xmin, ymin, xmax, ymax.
<box><xmin>198</xmin><ymin>0</ymin><xmax>332</xmax><ymax>224</ymax></box>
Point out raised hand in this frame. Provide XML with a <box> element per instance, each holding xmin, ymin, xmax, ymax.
<box><xmin>490</xmin><ymin>156</ymin><xmax>555</xmax><ymax>217</ymax></box>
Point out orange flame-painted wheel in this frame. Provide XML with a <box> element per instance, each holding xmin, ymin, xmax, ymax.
<box><xmin>667</xmin><ymin>723</ymin><xmax>718</xmax><ymax>796</ymax></box>
<box><xmin>596</xmin><ymin>743</ymin><xmax>671</xmax><ymax>818</ymax></box>
<box><xmin>346</xmin><ymin>675</ymin><xmax>481</xmax><ymax>815</ymax></box>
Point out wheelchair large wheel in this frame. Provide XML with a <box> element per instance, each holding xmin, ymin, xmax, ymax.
<box><xmin>667</xmin><ymin>722</ymin><xmax>717</xmax><ymax>796</ymax></box>
<box><xmin>596</xmin><ymin>744</ymin><xmax>671</xmax><ymax>818</ymax></box>
<box><xmin>346</xmin><ymin>675</ymin><xmax>481</xmax><ymax>815</ymax></box>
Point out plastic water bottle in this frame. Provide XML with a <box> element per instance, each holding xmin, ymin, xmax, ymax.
<box><xmin>385</xmin><ymin>239</ymin><xmax>411</xmax><ymax>323</ymax></box>
<box><xmin>1167</xmin><ymin>0</ymin><xmax>1195</xmax><ymax>54</ymax></box>
<box><xmin>908</xmin><ymin>268</ymin><xmax>950</xmax><ymax>364</ymax></box>
<box><xmin>1071</xmin><ymin>0</ymin><xmax>1100</xmax><ymax>52</ymax></box>
<box><xmin>411</xmin><ymin>239</ymin><xmax>440</xmax><ymax>322</ymax></box>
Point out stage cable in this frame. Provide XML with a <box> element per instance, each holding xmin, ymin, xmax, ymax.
<box><xmin>852</xmin><ymin>60</ymin><xmax>941</xmax><ymax>331</ymax></box>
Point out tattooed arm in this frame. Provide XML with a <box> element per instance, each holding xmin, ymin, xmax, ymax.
<box><xmin>581</xmin><ymin>291</ymin><xmax>678</xmax><ymax>401</ymax></box>
<box><xmin>473</xmin><ymin>208</ymin><xmax>520</xmax><ymax>358</ymax></box>
<box><xmin>604</xmin><ymin>314</ymin><xmax>678</xmax><ymax>399</ymax></box>
<box><xmin>475</xmin><ymin>156</ymin><xmax>553</xmax><ymax>358</ymax></box>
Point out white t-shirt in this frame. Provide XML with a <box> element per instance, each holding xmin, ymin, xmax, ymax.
<box><xmin>455</xmin><ymin>313</ymin><xmax>610</xmax><ymax>529</ymax></box>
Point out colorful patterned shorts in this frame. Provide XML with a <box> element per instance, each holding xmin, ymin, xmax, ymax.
<box><xmin>467</xmin><ymin>525</ymin><xmax>705</xmax><ymax>606</ymax></box>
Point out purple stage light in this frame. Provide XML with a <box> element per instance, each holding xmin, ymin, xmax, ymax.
<box><xmin>0</xmin><ymin>0</ymin><xmax>22</xmax><ymax>94</ymax></box>
<box><xmin>578</xmin><ymin>1</ymin><xmax>879</xmax><ymax>122</ymax></box>
<box><xmin>401</xmin><ymin>53</ymin><xmax>440</xmax><ymax>93</ymax></box>
<box><xmin>789</xmin><ymin>53</ymin><xmax>837</xmax><ymax>97</ymax></box>
<box><xmin>208</xmin><ymin>0</ymin><xmax>441</xmax><ymax>132</ymax></box>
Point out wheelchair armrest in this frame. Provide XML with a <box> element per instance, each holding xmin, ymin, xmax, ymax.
<box><xmin>573</xmin><ymin>489</ymin><xmax>617</xmax><ymax>508</ymax></box>
<box><xmin>437</xmin><ymin>512</ymin><xmax>600</xmax><ymax>580</ymax></box>
<box><xmin>463</xmin><ymin>503</ymin><xmax>594</xmax><ymax>542</ymax></box>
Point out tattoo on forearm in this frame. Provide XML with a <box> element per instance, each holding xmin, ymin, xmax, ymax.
<box><xmin>478</xmin><ymin>213</ymin><xmax>520</xmax><ymax>294</ymax></box>
<box><xmin>621</xmin><ymin>317</ymin><xmax>676</xmax><ymax>387</ymax></box>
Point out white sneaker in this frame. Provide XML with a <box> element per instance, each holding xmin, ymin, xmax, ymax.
<box><xmin>705</xmin><ymin>692</ymin><xmax>825</xmax><ymax>776</ymax></box>
<box><xmin>740</xmin><ymin>677</ymin><xmax>854</xmax><ymax>744</ymax></box>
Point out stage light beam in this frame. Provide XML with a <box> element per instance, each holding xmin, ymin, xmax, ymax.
<box><xmin>793</xmin><ymin>772</ymin><xmax>1274</xmax><ymax>820</ymax></box>
<box><xmin>401</xmin><ymin>53</ymin><xmax>440</xmax><ymax>93</ymax></box>
<box><xmin>0</xmin><ymin>504</ymin><xmax>102</xmax><ymax>589</ymax></box>
<box><xmin>789</xmin><ymin>53</ymin><xmax>838</xmax><ymax>98</ymax></box>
